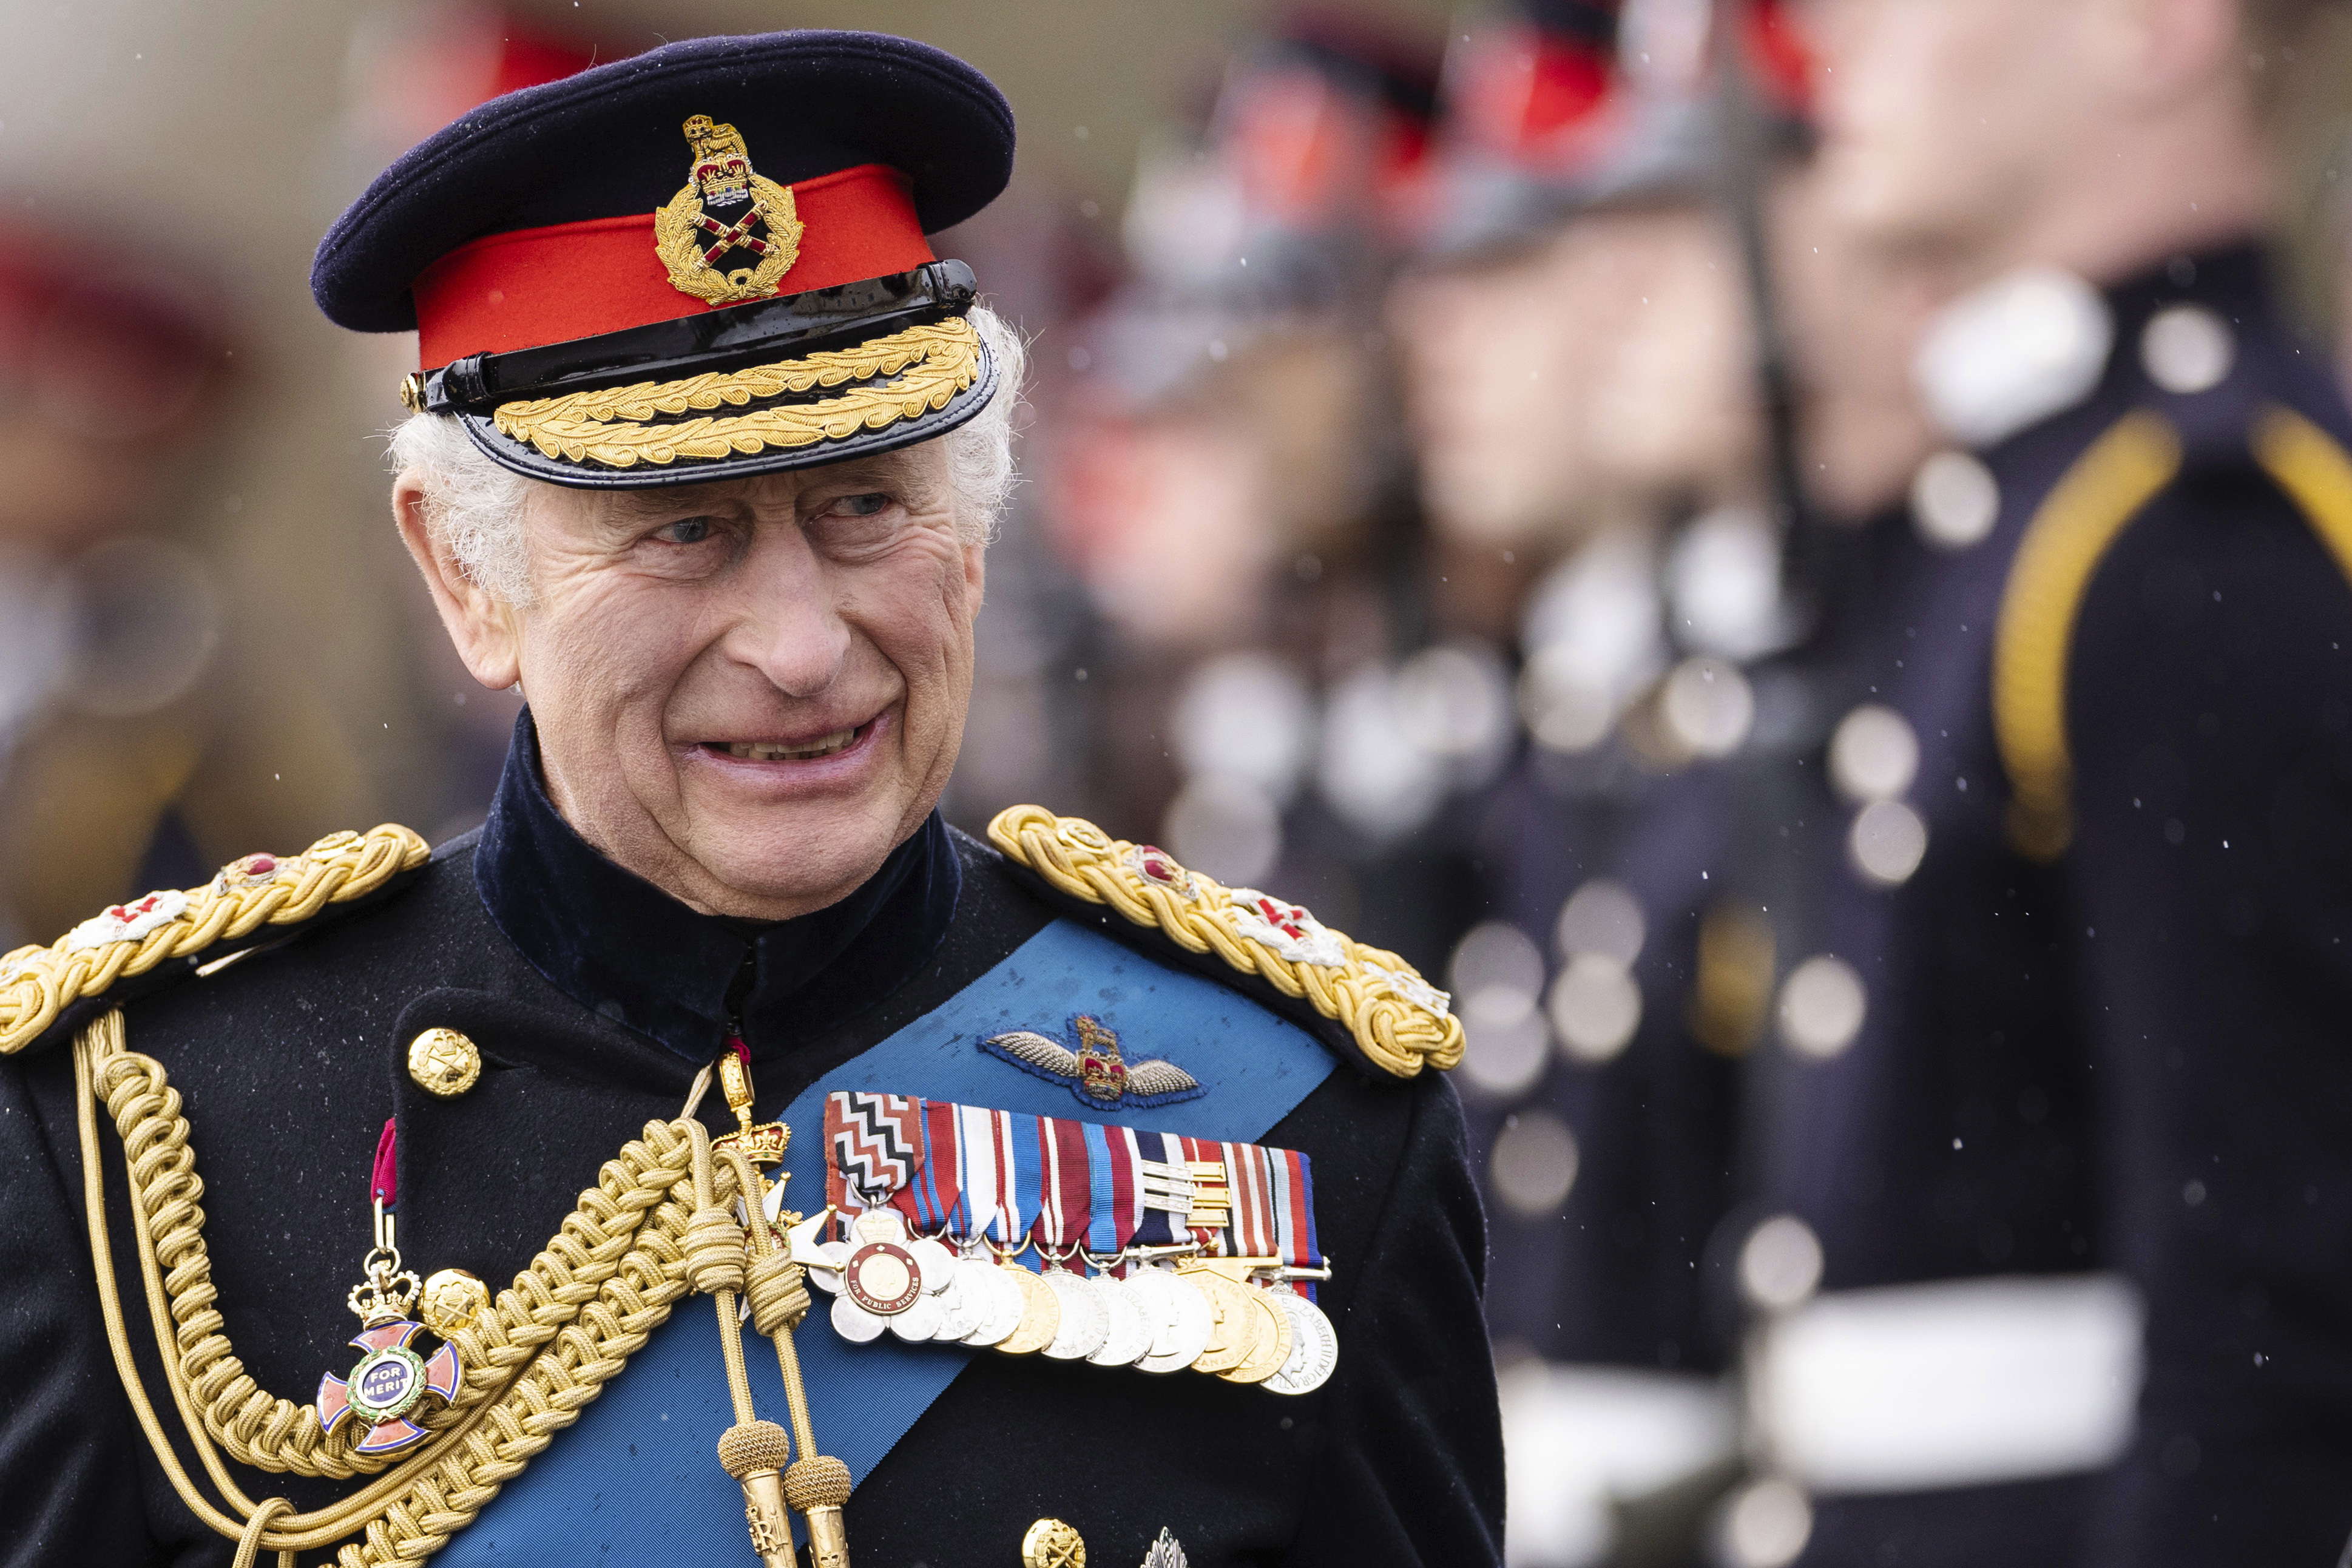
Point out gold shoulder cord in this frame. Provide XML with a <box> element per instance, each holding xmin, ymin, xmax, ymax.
<box><xmin>1993</xmin><ymin>402</ymin><xmax>2352</xmax><ymax>863</ymax></box>
<box><xmin>2250</xmin><ymin>403</ymin><xmax>2352</xmax><ymax>581</ymax></box>
<box><xmin>1991</xmin><ymin>411</ymin><xmax>2183</xmax><ymax>860</ymax></box>
<box><xmin>73</xmin><ymin>1006</ymin><xmax>689</xmax><ymax>1564</ymax></box>
<box><xmin>986</xmin><ymin>805</ymin><xmax>1464</xmax><ymax>1078</ymax></box>
<box><xmin>1</xmin><ymin>827</ymin><xmax>430</xmax><ymax>1055</ymax></box>
<box><xmin>37</xmin><ymin>828</ymin><xmax>839</xmax><ymax>1564</ymax></box>
<box><xmin>73</xmin><ymin>1013</ymin><xmax>836</xmax><ymax>1566</ymax></box>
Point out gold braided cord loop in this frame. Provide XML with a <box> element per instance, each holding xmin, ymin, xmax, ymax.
<box><xmin>1990</xmin><ymin>411</ymin><xmax>2183</xmax><ymax>862</ymax></box>
<box><xmin>95</xmin><ymin>1041</ymin><xmax>698</xmax><ymax>1487</ymax></box>
<box><xmin>490</xmin><ymin>317</ymin><xmax>981</xmax><ymax>469</ymax></box>
<box><xmin>986</xmin><ymin>805</ymin><xmax>1463</xmax><ymax>1078</ymax></box>
<box><xmin>337</xmin><ymin>1139</ymin><xmax>759</xmax><ymax>1566</ymax></box>
<box><xmin>1</xmin><ymin>825</ymin><xmax>430</xmax><ymax>1055</ymax></box>
<box><xmin>79</xmin><ymin>1012</ymin><xmax>731</xmax><ymax>1561</ymax></box>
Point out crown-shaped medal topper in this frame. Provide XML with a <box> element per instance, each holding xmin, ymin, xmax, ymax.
<box><xmin>683</xmin><ymin>115</ymin><xmax>755</xmax><ymax>207</ymax></box>
<box><xmin>714</xmin><ymin>1038</ymin><xmax>792</xmax><ymax>1166</ymax></box>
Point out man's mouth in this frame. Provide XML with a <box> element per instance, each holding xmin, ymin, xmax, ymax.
<box><xmin>706</xmin><ymin>720</ymin><xmax>870</xmax><ymax>763</ymax></box>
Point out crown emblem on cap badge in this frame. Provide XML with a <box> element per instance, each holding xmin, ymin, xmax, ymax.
<box><xmin>652</xmin><ymin>115</ymin><xmax>805</xmax><ymax>307</ymax></box>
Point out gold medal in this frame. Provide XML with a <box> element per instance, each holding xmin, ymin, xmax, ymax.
<box><xmin>995</xmin><ymin>1265</ymin><xmax>1062</xmax><ymax>1356</ymax></box>
<box><xmin>1217</xmin><ymin>1286</ymin><xmax>1294</xmax><ymax>1385</ymax></box>
<box><xmin>1178</xmin><ymin>1262</ymin><xmax>1260</xmax><ymax>1375</ymax></box>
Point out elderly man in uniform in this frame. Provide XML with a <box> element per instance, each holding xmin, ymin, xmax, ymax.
<box><xmin>1724</xmin><ymin>0</ymin><xmax>2352</xmax><ymax>1564</ymax></box>
<box><xmin>0</xmin><ymin>32</ymin><xmax>1501</xmax><ymax>1568</ymax></box>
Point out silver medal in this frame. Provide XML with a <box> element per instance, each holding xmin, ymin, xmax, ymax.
<box><xmin>1084</xmin><ymin>1271</ymin><xmax>1155</xmax><ymax>1368</ymax></box>
<box><xmin>907</xmin><ymin>1235</ymin><xmax>958</xmax><ymax>1289</ymax></box>
<box><xmin>959</xmin><ymin>1255</ymin><xmax>1026</xmax><ymax>1347</ymax></box>
<box><xmin>1129</xmin><ymin>1265</ymin><xmax>1215</xmax><ymax>1373</ymax></box>
<box><xmin>887</xmin><ymin>1289</ymin><xmax>947</xmax><ymax>1342</ymax></box>
<box><xmin>1040</xmin><ymin>1268</ymin><xmax>1108</xmax><ymax>1360</ymax></box>
<box><xmin>830</xmin><ymin>1291</ymin><xmax>887</xmax><ymax>1343</ymax></box>
<box><xmin>928</xmin><ymin>1262</ymin><xmax>979</xmax><ymax>1341</ymax></box>
<box><xmin>1263</xmin><ymin>1290</ymin><xmax>1339</xmax><ymax>1396</ymax></box>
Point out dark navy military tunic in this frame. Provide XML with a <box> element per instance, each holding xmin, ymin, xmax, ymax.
<box><xmin>0</xmin><ymin>715</ymin><xmax>1504</xmax><ymax>1567</ymax></box>
<box><xmin>1471</xmin><ymin>756</ymin><xmax>1745</xmax><ymax>1378</ymax></box>
<box><xmin>1754</xmin><ymin>246</ymin><xmax>2352</xmax><ymax>1567</ymax></box>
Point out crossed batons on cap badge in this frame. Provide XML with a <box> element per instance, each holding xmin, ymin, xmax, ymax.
<box><xmin>654</xmin><ymin>114</ymin><xmax>804</xmax><ymax>305</ymax></box>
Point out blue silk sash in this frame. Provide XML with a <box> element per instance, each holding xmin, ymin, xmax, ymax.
<box><xmin>438</xmin><ymin>917</ymin><xmax>1338</xmax><ymax>1562</ymax></box>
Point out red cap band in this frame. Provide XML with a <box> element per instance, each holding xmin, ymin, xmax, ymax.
<box><xmin>412</xmin><ymin>162</ymin><xmax>936</xmax><ymax>367</ymax></box>
<box><xmin>1451</xmin><ymin>24</ymin><xmax>1619</xmax><ymax>172</ymax></box>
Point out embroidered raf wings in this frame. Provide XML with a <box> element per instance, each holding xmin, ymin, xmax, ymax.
<box><xmin>982</xmin><ymin>1015</ymin><xmax>1204</xmax><ymax>1110</ymax></box>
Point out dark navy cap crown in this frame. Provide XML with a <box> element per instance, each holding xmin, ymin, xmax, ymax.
<box><xmin>309</xmin><ymin>29</ymin><xmax>1016</xmax><ymax>491</ymax></box>
<box><xmin>315</xmin><ymin>29</ymin><xmax>1013</xmax><ymax>335</ymax></box>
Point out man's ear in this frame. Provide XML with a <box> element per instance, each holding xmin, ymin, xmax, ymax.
<box><xmin>393</xmin><ymin>470</ymin><xmax>523</xmax><ymax>691</ymax></box>
<box><xmin>961</xmin><ymin>538</ymin><xmax>988</xmax><ymax>620</ymax></box>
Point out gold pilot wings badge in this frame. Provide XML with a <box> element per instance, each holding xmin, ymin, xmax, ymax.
<box><xmin>982</xmin><ymin>1015</ymin><xmax>1206</xmax><ymax>1110</ymax></box>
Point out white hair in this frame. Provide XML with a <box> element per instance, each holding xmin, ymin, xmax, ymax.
<box><xmin>389</xmin><ymin>302</ymin><xmax>1026</xmax><ymax>606</ymax></box>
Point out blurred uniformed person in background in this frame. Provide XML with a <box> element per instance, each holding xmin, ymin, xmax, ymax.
<box><xmin>1720</xmin><ymin>0</ymin><xmax>2352</xmax><ymax>1563</ymax></box>
<box><xmin>1387</xmin><ymin>2</ymin><xmax>1938</xmax><ymax>1561</ymax></box>
<box><xmin>1042</xmin><ymin>19</ymin><xmax>1507</xmax><ymax>975</ymax></box>
<box><xmin>0</xmin><ymin>229</ymin><xmax>379</xmax><ymax>949</ymax></box>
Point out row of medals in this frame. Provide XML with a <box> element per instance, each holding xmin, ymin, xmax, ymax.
<box><xmin>794</xmin><ymin>1205</ymin><xmax>1337</xmax><ymax>1396</ymax></box>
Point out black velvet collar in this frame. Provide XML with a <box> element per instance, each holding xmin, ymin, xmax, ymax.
<box><xmin>475</xmin><ymin>709</ymin><xmax>961</xmax><ymax>1062</ymax></box>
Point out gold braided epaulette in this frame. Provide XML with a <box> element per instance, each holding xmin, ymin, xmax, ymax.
<box><xmin>0</xmin><ymin>824</ymin><xmax>430</xmax><ymax>1055</ymax></box>
<box><xmin>987</xmin><ymin>805</ymin><xmax>1464</xmax><ymax>1080</ymax></box>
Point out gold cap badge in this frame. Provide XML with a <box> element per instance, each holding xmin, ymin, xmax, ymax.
<box><xmin>654</xmin><ymin>115</ymin><xmax>804</xmax><ymax>306</ymax></box>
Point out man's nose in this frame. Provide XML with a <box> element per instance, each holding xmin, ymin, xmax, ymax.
<box><xmin>725</xmin><ymin>523</ymin><xmax>850</xmax><ymax>697</ymax></box>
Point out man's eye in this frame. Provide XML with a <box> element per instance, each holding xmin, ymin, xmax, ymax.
<box><xmin>654</xmin><ymin>516</ymin><xmax>715</xmax><ymax>544</ymax></box>
<box><xmin>831</xmin><ymin>493</ymin><xmax>890</xmax><ymax>518</ymax></box>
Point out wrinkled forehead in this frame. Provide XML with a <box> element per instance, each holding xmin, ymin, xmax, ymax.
<box><xmin>527</xmin><ymin>436</ymin><xmax>953</xmax><ymax>522</ymax></box>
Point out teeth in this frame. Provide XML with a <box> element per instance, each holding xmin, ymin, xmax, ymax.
<box><xmin>725</xmin><ymin>728</ymin><xmax>857</xmax><ymax>762</ymax></box>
